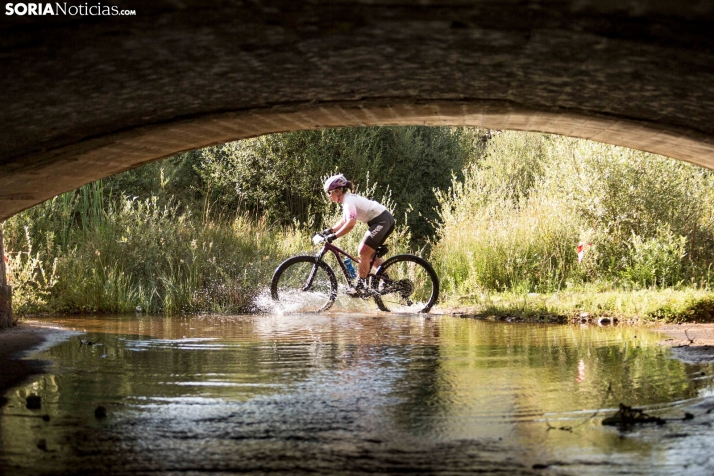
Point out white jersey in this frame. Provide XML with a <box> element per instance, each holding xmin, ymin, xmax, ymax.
<box><xmin>342</xmin><ymin>193</ymin><xmax>387</xmax><ymax>223</ymax></box>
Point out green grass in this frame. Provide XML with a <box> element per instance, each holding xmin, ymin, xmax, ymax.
<box><xmin>3</xmin><ymin>182</ymin><xmax>413</xmax><ymax>315</ymax></box>
<box><xmin>431</xmin><ymin>131</ymin><xmax>714</xmax><ymax>296</ymax></box>
<box><xmin>442</xmin><ymin>285</ymin><xmax>714</xmax><ymax>323</ymax></box>
<box><xmin>7</xmin><ymin>129</ymin><xmax>714</xmax><ymax>320</ymax></box>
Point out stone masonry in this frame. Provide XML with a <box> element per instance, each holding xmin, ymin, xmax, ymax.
<box><xmin>0</xmin><ymin>224</ymin><xmax>11</xmax><ymax>328</ymax></box>
<box><xmin>3</xmin><ymin>1</ymin><xmax>714</xmax><ymax>220</ymax></box>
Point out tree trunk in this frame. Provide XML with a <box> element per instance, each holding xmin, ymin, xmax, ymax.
<box><xmin>0</xmin><ymin>223</ymin><xmax>13</xmax><ymax>328</ymax></box>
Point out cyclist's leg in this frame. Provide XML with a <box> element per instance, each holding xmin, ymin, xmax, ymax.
<box><xmin>359</xmin><ymin>211</ymin><xmax>395</xmax><ymax>276</ymax></box>
<box><xmin>345</xmin><ymin>243</ymin><xmax>378</xmax><ymax>297</ymax></box>
<box><xmin>357</xmin><ymin>241</ymin><xmax>376</xmax><ymax>279</ymax></box>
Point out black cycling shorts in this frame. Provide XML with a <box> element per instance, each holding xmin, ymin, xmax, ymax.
<box><xmin>362</xmin><ymin>210</ymin><xmax>395</xmax><ymax>249</ymax></box>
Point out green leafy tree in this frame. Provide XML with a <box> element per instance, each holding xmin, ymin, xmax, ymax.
<box><xmin>189</xmin><ymin>126</ymin><xmax>482</xmax><ymax>241</ymax></box>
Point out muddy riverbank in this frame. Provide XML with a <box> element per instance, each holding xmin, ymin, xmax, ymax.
<box><xmin>654</xmin><ymin>323</ymin><xmax>714</xmax><ymax>364</ymax></box>
<box><xmin>0</xmin><ymin>324</ymin><xmax>51</xmax><ymax>405</ymax></box>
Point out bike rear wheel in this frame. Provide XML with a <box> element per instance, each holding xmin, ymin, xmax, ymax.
<box><xmin>372</xmin><ymin>254</ymin><xmax>439</xmax><ymax>313</ymax></box>
<box><xmin>271</xmin><ymin>256</ymin><xmax>337</xmax><ymax>313</ymax></box>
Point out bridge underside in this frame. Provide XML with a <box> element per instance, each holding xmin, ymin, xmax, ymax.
<box><xmin>3</xmin><ymin>0</ymin><xmax>714</xmax><ymax>220</ymax></box>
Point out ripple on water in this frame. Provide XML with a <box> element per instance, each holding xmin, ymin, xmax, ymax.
<box><xmin>2</xmin><ymin>314</ymin><xmax>714</xmax><ymax>475</ymax></box>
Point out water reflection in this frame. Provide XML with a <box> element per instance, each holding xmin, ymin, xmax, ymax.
<box><xmin>2</xmin><ymin>314</ymin><xmax>714</xmax><ymax>475</ymax></box>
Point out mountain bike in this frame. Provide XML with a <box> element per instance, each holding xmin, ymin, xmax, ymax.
<box><xmin>270</xmin><ymin>232</ymin><xmax>439</xmax><ymax>314</ymax></box>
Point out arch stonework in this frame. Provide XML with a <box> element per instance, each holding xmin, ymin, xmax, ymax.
<box><xmin>4</xmin><ymin>102</ymin><xmax>714</xmax><ymax>222</ymax></box>
<box><xmin>3</xmin><ymin>1</ymin><xmax>714</xmax><ymax>220</ymax></box>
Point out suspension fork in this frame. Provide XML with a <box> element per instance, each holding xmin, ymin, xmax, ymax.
<box><xmin>303</xmin><ymin>247</ymin><xmax>328</xmax><ymax>291</ymax></box>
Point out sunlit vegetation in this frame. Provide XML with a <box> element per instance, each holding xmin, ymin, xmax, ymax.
<box><xmin>6</xmin><ymin>185</ymin><xmax>297</xmax><ymax>314</ymax></box>
<box><xmin>5</xmin><ymin>127</ymin><xmax>714</xmax><ymax>320</ymax></box>
<box><xmin>431</xmin><ymin>131</ymin><xmax>714</xmax><ymax>321</ymax></box>
<box><xmin>3</xmin><ymin>127</ymin><xmax>440</xmax><ymax>314</ymax></box>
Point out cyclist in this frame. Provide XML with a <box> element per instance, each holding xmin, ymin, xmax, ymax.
<box><xmin>320</xmin><ymin>173</ymin><xmax>394</xmax><ymax>297</ymax></box>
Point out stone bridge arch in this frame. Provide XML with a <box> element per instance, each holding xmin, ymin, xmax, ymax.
<box><xmin>3</xmin><ymin>0</ymin><xmax>714</xmax><ymax>221</ymax></box>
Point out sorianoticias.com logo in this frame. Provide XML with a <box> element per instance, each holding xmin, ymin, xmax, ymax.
<box><xmin>5</xmin><ymin>3</ymin><xmax>136</xmax><ymax>16</ymax></box>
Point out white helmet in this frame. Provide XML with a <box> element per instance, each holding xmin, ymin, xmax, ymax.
<box><xmin>323</xmin><ymin>173</ymin><xmax>348</xmax><ymax>192</ymax></box>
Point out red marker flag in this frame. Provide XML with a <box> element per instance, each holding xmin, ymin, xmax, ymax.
<box><xmin>577</xmin><ymin>242</ymin><xmax>592</xmax><ymax>263</ymax></box>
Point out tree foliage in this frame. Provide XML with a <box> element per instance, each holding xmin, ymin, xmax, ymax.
<box><xmin>433</xmin><ymin>131</ymin><xmax>714</xmax><ymax>295</ymax></box>
<box><xmin>105</xmin><ymin>127</ymin><xmax>482</xmax><ymax>242</ymax></box>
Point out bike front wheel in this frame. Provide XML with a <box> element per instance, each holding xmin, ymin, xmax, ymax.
<box><xmin>271</xmin><ymin>256</ymin><xmax>337</xmax><ymax>313</ymax></box>
<box><xmin>372</xmin><ymin>254</ymin><xmax>439</xmax><ymax>313</ymax></box>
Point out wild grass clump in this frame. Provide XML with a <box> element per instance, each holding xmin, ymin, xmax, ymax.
<box><xmin>4</xmin><ymin>185</ymin><xmax>310</xmax><ymax>314</ymax></box>
<box><xmin>7</xmin><ymin>127</ymin><xmax>714</xmax><ymax>320</ymax></box>
<box><xmin>3</xmin><ymin>172</ymin><xmax>412</xmax><ymax>315</ymax></box>
<box><xmin>454</xmin><ymin>286</ymin><xmax>714</xmax><ymax>323</ymax></box>
<box><xmin>4</xmin><ymin>226</ymin><xmax>58</xmax><ymax>314</ymax></box>
<box><xmin>50</xmin><ymin>202</ymin><xmax>298</xmax><ymax>314</ymax></box>
<box><xmin>434</xmin><ymin>182</ymin><xmax>580</xmax><ymax>295</ymax></box>
<box><xmin>432</xmin><ymin>131</ymin><xmax>714</xmax><ymax>301</ymax></box>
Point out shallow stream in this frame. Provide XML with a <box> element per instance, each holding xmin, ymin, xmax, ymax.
<box><xmin>2</xmin><ymin>313</ymin><xmax>714</xmax><ymax>475</ymax></box>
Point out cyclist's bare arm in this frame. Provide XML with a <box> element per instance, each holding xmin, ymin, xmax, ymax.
<box><xmin>334</xmin><ymin>218</ymin><xmax>356</xmax><ymax>238</ymax></box>
<box><xmin>330</xmin><ymin>217</ymin><xmax>347</xmax><ymax>233</ymax></box>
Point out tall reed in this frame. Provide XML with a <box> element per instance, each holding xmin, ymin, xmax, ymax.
<box><xmin>4</xmin><ymin>190</ymin><xmax>304</xmax><ymax>313</ymax></box>
<box><xmin>3</xmin><ymin>174</ymin><xmax>412</xmax><ymax>314</ymax></box>
<box><xmin>432</xmin><ymin>131</ymin><xmax>714</xmax><ymax>299</ymax></box>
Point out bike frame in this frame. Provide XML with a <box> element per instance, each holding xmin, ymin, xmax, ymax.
<box><xmin>301</xmin><ymin>240</ymin><xmax>380</xmax><ymax>291</ymax></box>
<box><xmin>326</xmin><ymin>243</ymin><xmax>377</xmax><ymax>283</ymax></box>
<box><xmin>277</xmin><ymin>238</ymin><xmax>435</xmax><ymax>313</ymax></box>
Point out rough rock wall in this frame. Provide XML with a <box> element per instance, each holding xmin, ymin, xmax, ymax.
<box><xmin>0</xmin><ymin>224</ymin><xmax>12</xmax><ymax>328</ymax></box>
<box><xmin>2</xmin><ymin>1</ymin><xmax>714</xmax><ymax>220</ymax></box>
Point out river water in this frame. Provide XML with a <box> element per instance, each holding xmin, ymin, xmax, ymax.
<box><xmin>2</xmin><ymin>313</ymin><xmax>714</xmax><ymax>475</ymax></box>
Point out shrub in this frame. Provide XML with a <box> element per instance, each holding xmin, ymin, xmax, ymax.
<box><xmin>4</xmin><ymin>226</ymin><xmax>58</xmax><ymax>313</ymax></box>
<box><xmin>432</xmin><ymin>131</ymin><xmax>714</xmax><ymax>299</ymax></box>
<box><xmin>619</xmin><ymin>227</ymin><xmax>688</xmax><ymax>288</ymax></box>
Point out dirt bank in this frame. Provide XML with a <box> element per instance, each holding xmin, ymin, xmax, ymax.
<box><xmin>0</xmin><ymin>324</ymin><xmax>52</xmax><ymax>406</ymax></box>
<box><xmin>654</xmin><ymin>323</ymin><xmax>714</xmax><ymax>364</ymax></box>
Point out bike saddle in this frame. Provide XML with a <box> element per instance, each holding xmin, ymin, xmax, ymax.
<box><xmin>375</xmin><ymin>245</ymin><xmax>389</xmax><ymax>258</ymax></box>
